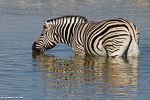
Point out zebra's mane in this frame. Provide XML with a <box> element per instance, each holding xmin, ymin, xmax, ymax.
<box><xmin>46</xmin><ymin>15</ymin><xmax>87</xmax><ymax>25</ymax></box>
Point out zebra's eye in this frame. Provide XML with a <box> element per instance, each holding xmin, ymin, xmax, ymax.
<box><xmin>41</xmin><ymin>34</ymin><xmax>44</xmax><ymax>36</ymax></box>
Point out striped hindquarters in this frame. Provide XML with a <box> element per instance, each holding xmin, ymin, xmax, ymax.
<box><xmin>82</xmin><ymin>18</ymin><xmax>139</xmax><ymax>57</ymax></box>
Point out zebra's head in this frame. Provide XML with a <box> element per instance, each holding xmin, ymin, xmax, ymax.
<box><xmin>32</xmin><ymin>15</ymin><xmax>87</xmax><ymax>53</ymax></box>
<box><xmin>32</xmin><ymin>20</ymin><xmax>57</xmax><ymax>53</ymax></box>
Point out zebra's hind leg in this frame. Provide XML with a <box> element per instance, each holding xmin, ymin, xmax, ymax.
<box><xmin>103</xmin><ymin>36</ymin><xmax>130</xmax><ymax>57</ymax></box>
<box><xmin>96</xmin><ymin>41</ymin><xmax>107</xmax><ymax>56</ymax></box>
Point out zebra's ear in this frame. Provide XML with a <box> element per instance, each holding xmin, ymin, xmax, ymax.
<box><xmin>43</xmin><ymin>20</ymin><xmax>49</xmax><ymax>28</ymax></box>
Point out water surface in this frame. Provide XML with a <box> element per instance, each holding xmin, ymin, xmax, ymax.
<box><xmin>0</xmin><ymin>0</ymin><xmax>150</xmax><ymax>100</ymax></box>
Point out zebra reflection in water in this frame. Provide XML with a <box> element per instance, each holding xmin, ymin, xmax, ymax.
<box><xmin>32</xmin><ymin>53</ymin><xmax>139</xmax><ymax>96</ymax></box>
<box><xmin>32</xmin><ymin>15</ymin><xmax>139</xmax><ymax>57</ymax></box>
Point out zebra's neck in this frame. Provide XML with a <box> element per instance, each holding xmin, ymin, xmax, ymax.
<box><xmin>46</xmin><ymin>15</ymin><xmax>87</xmax><ymax>46</ymax></box>
<box><xmin>54</xmin><ymin>23</ymin><xmax>77</xmax><ymax>46</ymax></box>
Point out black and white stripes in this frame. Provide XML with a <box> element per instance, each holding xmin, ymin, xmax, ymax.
<box><xmin>32</xmin><ymin>15</ymin><xmax>139</xmax><ymax>57</ymax></box>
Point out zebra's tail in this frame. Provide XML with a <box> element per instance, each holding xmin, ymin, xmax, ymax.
<box><xmin>127</xmin><ymin>39</ymin><xmax>139</xmax><ymax>57</ymax></box>
<box><xmin>126</xmin><ymin>28</ymin><xmax>139</xmax><ymax>57</ymax></box>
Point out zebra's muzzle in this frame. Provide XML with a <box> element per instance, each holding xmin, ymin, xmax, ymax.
<box><xmin>32</xmin><ymin>42</ymin><xmax>42</xmax><ymax>53</ymax></box>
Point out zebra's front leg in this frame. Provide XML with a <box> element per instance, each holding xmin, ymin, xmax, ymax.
<box><xmin>73</xmin><ymin>49</ymin><xmax>86</xmax><ymax>55</ymax></box>
<box><xmin>74</xmin><ymin>51</ymin><xmax>86</xmax><ymax>55</ymax></box>
<box><xmin>72</xmin><ymin>45</ymin><xmax>86</xmax><ymax>55</ymax></box>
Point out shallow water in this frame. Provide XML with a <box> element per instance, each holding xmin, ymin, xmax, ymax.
<box><xmin>0</xmin><ymin>0</ymin><xmax>150</xmax><ymax>100</ymax></box>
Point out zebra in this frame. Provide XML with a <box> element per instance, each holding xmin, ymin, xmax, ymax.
<box><xmin>32</xmin><ymin>15</ymin><xmax>139</xmax><ymax>57</ymax></box>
